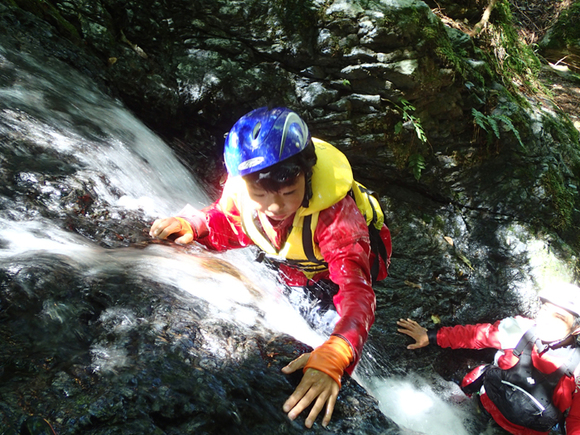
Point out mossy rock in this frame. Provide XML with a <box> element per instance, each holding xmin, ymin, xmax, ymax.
<box><xmin>540</xmin><ymin>0</ymin><xmax>580</xmax><ymax>71</ymax></box>
<box><xmin>540</xmin><ymin>1</ymin><xmax>580</xmax><ymax>51</ymax></box>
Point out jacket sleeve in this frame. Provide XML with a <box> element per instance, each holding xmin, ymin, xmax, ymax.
<box><xmin>315</xmin><ymin>195</ymin><xmax>375</xmax><ymax>368</ymax></box>
<box><xmin>435</xmin><ymin>321</ymin><xmax>504</xmax><ymax>350</ymax></box>
<box><xmin>566</xmin><ymin>387</ymin><xmax>580</xmax><ymax>434</ymax></box>
<box><xmin>177</xmin><ymin>178</ymin><xmax>254</xmax><ymax>252</ymax></box>
<box><xmin>435</xmin><ymin>316</ymin><xmax>534</xmax><ymax>350</ymax></box>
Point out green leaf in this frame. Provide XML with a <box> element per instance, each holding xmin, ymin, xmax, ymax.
<box><xmin>496</xmin><ymin>114</ymin><xmax>525</xmax><ymax>149</ymax></box>
<box><xmin>472</xmin><ymin>108</ymin><xmax>489</xmax><ymax>131</ymax></box>
<box><xmin>400</xmin><ymin>99</ymin><xmax>415</xmax><ymax>112</ymax></box>
<box><xmin>488</xmin><ymin>116</ymin><xmax>500</xmax><ymax>139</ymax></box>
<box><xmin>413</xmin><ymin>122</ymin><xmax>427</xmax><ymax>143</ymax></box>
<box><xmin>408</xmin><ymin>153</ymin><xmax>426</xmax><ymax>181</ymax></box>
<box><xmin>394</xmin><ymin>121</ymin><xmax>403</xmax><ymax>135</ymax></box>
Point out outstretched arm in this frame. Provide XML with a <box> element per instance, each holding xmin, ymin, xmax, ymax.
<box><xmin>149</xmin><ymin>177</ymin><xmax>254</xmax><ymax>251</ymax></box>
<box><xmin>282</xmin><ymin>196</ymin><xmax>371</xmax><ymax>428</ymax></box>
<box><xmin>316</xmin><ymin>196</ymin><xmax>375</xmax><ymax>367</ymax></box>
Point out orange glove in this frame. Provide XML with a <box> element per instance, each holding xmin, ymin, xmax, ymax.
<box><xmin>303</xmin><ymin>335</ymin><xmax>354</xmax><ymax>388</ymax></box>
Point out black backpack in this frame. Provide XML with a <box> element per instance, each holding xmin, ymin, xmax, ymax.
<box><xmin>483</xmin><ymin>327</ymin><xmax>580</xmax><ymax>432</ymax></box>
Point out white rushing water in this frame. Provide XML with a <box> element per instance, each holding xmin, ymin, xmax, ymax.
<box><xmin>0</xmin><ymin>43</ymin><xmax>325</xmax><ymax>348</ymax></box>
<box><xmin>365</xmin><ymin>375</ymin><xmax>475</xmax><ymax>435</ymax></box>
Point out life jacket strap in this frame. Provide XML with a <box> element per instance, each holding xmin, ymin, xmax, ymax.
<box><xmin>302</xmin><ymin>214</ymin><xmax>323</xmax><ymax>264</ymax></box>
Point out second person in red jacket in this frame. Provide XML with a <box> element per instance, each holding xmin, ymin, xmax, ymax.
<box><xmin>397</xmin><ymin>283</ymin><xmax>580</xmax><ymax>435</ymax></box>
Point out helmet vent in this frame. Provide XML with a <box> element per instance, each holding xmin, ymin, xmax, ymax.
<box><xmin>252</xmin><ymin>122</ymin><xmax>261</xmax><ymax>140</ymax></box>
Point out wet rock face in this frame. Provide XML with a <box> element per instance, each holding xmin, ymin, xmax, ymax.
<box><xmin>1</xmin><ymin>0</ymin><xmax>473</xmax><ymax>188</ymax></box>
<box><xmin>0</xmin><ymin>253</ymin><xmax>398</xmax><ymax>434</ymax></box>
<box><xmin>4</xmin><ymin>0</ymin><xmax>579</xmax><ymax>241</ymax></box>
<box><xmin>4</xmin><ymin>0</ymin><xmax>579</xmax><ymax>237</ymax></box>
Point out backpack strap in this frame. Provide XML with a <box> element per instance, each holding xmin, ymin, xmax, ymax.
<box><xmin>348</xmin><ymin>186</ymin><xmax>389</xmax><ymax>283</ymax></box>
<box><xmin>514</xmin><ymin>327</ymin><xmax>580</xmax><ymax>378</ymax></box>
<box><xmin>365</xmin><ymin>195</ymin><xmax>383</xmax><ymax>282</ymax></box>
<box><xmin>559</xmin><ymin>346</ymin><xmax>580</xmax><ymax>377</ymax></box>
<box><xmin>513</xmin><ymin>327</ymin><xmax>538</xmax><ymax>357</ymax></box>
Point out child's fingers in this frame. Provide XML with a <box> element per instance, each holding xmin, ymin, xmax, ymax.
<box><xmin>321</xmin><ymin>391</ymin><xmax>338</xmax><ymax>427</ymax></box>
<box><xmin>175</xmin><ymin>233</ymin><xmax>194</xmax><ymax>244</ymax></box>
<box><xmin>281</xmin><ymin>353</ymin><xmax>310</xmax><ymax>374</ymax></box>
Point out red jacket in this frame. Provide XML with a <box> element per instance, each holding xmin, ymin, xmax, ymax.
<box><xmin>435</xmin><ymin>316</ymin><xmax>580</xmax><ymax>435</ymax></box>
<box><xmin>179</xmin><ymin>192</ymin><xmax>377</xmax><ymax>369</ymax></box>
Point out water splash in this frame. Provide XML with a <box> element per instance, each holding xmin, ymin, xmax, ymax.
<box><xmin>0</xmin><ymin>44</ymin><xmax>207</xmax><ymax>217</ymax></box>
<box><xmin>366</xmin><ymin>374</ymin><xmax>475</xmax><ymax>435</ymax></box>
<box><xmin>352</xmin><ymin>337</ymin><xmax>498</xmax><ymax>433</ymax></box>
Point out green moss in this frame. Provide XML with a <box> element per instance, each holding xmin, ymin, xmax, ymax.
<box><xmin>543</xmin><ymin>167</ymin><xmax>576</xmax><ymax>230</ymax></box>
<box><xmin>478</xmin><ymin>0</ymin><xmax>542</xmax><ymax>98</ymax></box>
<box><xmin>11</xmin><ymin>0</ymin><xmax>81</xmax><ymax>43</ymax></box>
<box><xmin>429</xmin><ymin>0</ymin><xmax>547</xmax><ymax>110</ymax></box>
<box><xmin>429</xmin><ymin>22</ymin><xmax>491</xmax><ymax>88</ymax></box>
<box><xmin>436</xmin><ymin>43</ymin><xmax>489</xmax><ymax>86</ymax></box>
<box><xmin>542</xmin><ymin>111</ymin><xmax>580</xmax><ymax>145</ymax></box>
<box><xmin>543</xmin><ymin>1</ymin><xmax>580</xmax><ymax>49</ymax></box>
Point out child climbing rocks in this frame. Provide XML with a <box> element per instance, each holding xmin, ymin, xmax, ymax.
<box><xmin>150</xmin><ymin>107</ymin><xmax>391</xmax><ymax>428</ymax></box>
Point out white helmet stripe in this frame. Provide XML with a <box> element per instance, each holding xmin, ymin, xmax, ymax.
<box><xmin>279</xmin><ymin>112</ymin><xmax>308</xmax><ymax>159</ymax></box>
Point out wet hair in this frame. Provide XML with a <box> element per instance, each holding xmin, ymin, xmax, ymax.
<box><xmin>242</xmin><ymin>141</ymin><xmax>317</xmax><ymax>207</ymax></box>
<box><xmin>574</xmin><ymin>317</ymin><xmax>580</xmax><ymax>345</ymax></box>
<box><xmin>573</xmin><ymin>315</ymin><xmax>580</xmax><ymax>331</ymax></box>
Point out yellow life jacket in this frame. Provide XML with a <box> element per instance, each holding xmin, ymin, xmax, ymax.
<box><xmin>220</xmin><ymin>138</ymin><xmax>385</xmax><ymax>279</ymax></box>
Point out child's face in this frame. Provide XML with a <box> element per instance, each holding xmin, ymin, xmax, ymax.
<box><xmin>245</xmin><ymin>173</ymin><xmax>305</xmax><ymax>221</ymax></box>
<box><xmin>535</xmin><ymin>302</ymin><xmax>577</xmax><ymax>343</ymax></box>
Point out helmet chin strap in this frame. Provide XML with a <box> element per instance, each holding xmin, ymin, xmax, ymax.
<box><xmin>539</xmin><ymin>331</ymin><xmax>579</xmax><ymax>352</ymax></box>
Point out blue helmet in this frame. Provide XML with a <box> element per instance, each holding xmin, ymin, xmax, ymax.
<box><xmin>224</xmin><ymin>107</ymin><xmax>311</xmax><ymax>177</ymax></box>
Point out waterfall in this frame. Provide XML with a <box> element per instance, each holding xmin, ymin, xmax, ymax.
<box><xmin>0</xmin><ymin>39</ymin><xmax>338</xmax><ymax>433</ymax></box>
<box><xmin>0</xmin><ymin>41</ymin><xmax>324</xmax><ymax>348</ymax></box>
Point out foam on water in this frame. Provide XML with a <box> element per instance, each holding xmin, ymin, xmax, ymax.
<box><xmin>0</xmin><ymin>216</ymin><xmax>323</xmax><ymax>348</ymax></box>
<box><xmin>351</xmin><ymin>343</ymin><xmax>481</xmax><ymax>434</ymax></box>
<box><xmin>366</xmin><ymin>374</ymin><xmax>473</xmax><ymax>435</ymax></box>
<box><xmin>0</xmin><ymin>46</ymin><xmax>207</xmax><ymax>217</ymax></box>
